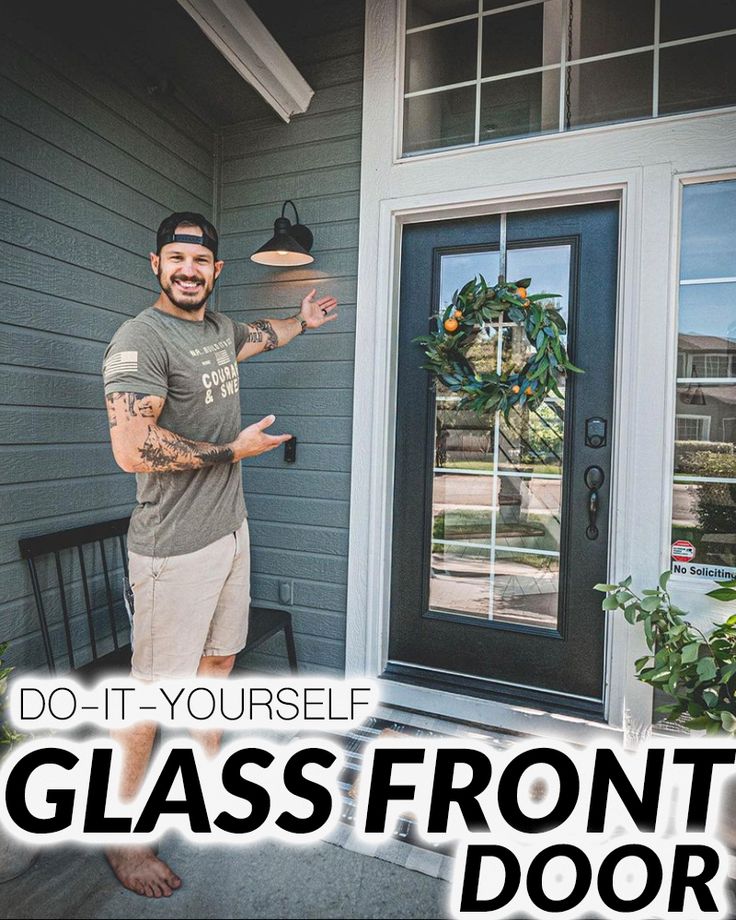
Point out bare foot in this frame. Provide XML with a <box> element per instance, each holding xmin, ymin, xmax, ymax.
<box><xmin>105</xmin><ymin>846</ymin><xmax>182</xmax><ymax>898</ymax></box>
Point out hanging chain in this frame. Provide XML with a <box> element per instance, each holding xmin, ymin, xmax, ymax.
<box><xmin>565</xmin><ymin>0</ymin><xmax>574</xmax><ymax>130</ymax></box>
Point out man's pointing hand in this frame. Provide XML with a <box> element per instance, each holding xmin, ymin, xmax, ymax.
<box><xmin>230</xmin><ymin>414</ymin><xmax>292</xmax><ymax>461</ymax></box>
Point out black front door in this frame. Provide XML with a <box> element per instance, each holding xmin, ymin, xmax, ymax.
<box><xmin>388</xmin><ymin>202</ymin><xmax>619</xmax><ymax>718</ymax></box>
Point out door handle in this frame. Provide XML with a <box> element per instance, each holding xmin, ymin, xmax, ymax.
<box><xmin>584</xmin><ymin>465</ymin><xmax>605</xmax><ymax>540</ymax></box>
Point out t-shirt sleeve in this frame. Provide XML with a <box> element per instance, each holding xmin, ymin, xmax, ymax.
<box><xmin>102</xmin><ymin>321</ymin><xmax>169</xmax><ymax>398</ymax></box>
<box><xmin>231</xmin><ymin>317</ymin><xmax>251</xmax><ymax>356</ymax></box>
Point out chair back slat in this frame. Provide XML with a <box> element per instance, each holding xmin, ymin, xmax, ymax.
<box><xmin>20</xmin><ymin>517</ymin><xmax>131</xmax><ymax>674</ymax></box>
<box><xmin>99</xmin><ymin>540</ymin><xmax>119</xmax><ymax>652</ymax></box>
<box><xmin>26</xmin><ymin>558</ymin><xmax>55</xmax><ymax>675</ymax></box>
<box><xmin>53</xmin><ymin>550</ymin><xmax>76</xmax><ymax>670</ymax></box>
<box><xmin>76</xmin><ymin>545</ymin><xmax>98</xmax><ymax>661</ymax></box>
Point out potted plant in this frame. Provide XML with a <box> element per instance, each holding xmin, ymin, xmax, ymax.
<box><xmin>596</xmin><ymin>573</ymin><xmax>736</xmax><ymax>849</ymax></box>
<box><xmin>0</xmin><ymin>641</ymin><xmax>37</xmax><ymax>882</ymax></box>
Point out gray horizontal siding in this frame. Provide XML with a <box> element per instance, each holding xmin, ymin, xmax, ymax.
<box><xmin>0</xmin><ymin>13</ymin><xmax>215</xmax><ymax>670</ymax></box>
<box><xmin>2</xmin><ymin>0</ymin><xmax>365</xmax><ymax>677</ymax></box>
<box><xmin>219</xmin><ymin>0</ymin><xmax>363</xmax><ymax>673</ymax></box>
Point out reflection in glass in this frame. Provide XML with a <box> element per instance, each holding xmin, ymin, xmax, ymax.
<box><xmin>493</xmin><ymin>550</ymin><xmax>559</xmax><ymax>629</ymax></box>
<box><xmin>659</xmin><ymin>36</ymin><xmax>736</xmax><ymax>117</ymax></box>
<box><xmin>507</xmin><ymin>245</ymin><xmax>571</xmax><ymax>327</ymax></box>
<box><xmin>671</xmin><ymin>480</ymin><xmax>736</xmax><ymax>570</ymax></box>
<box><xmin>680</xmin><ymin>182</ymin><xmax>736</xmax><ymax>281</ymax></box>
<box><xmin>403</xmin><ymin>86</ymin><xmax>476</xmax><ymax>153</ymax></box>
<box><xmin>480</xmin><ymin>72</ymin><xmax>561</xmax><ymax>144</ymax></box>
<box><xmin>495</xmin><ymin>475</ymin><xmax>561</xmax><ymax>553</ymax></box>
<box><xmin>481</xmin><ymin>2</ymin><xmax>561</xmax><ymax>77</ymax></box>
<box><xmin>677</xmin><ymin>285</ymin><xmax>736</xmax><ymax>361</ymax></box>
<box><xmin>405</xmin><ymin>19</ymin><xmax>478</xmax><ymax>93</ymax></box>
<box><xmin>566</xmin><ymin>52</ymin><xmax>653</xmax><ymax>129</ymax></box>
<box><xmin>569</xmin><ymin>0</ymin><xmax>654</xmax><ymax>59</ymax></box>
<box><xmin>429</xmin><ymin>244</ymin><xmax>570</xmax><ymax>629</ymax></box>
<box><xmin>407</xmin><ymin>0</ymin><xmax>477</xmax><ymax>29</ymax></box>
<box><xmin>674</xmin><ymin>383</ymin><xmax>736</xmax><ymax>471</ymax></box>
<box><xmin>660</xmin><ymin>0</ymin><xmax>736</xmax><ymax>43</ymax></box>
<box><xmin>439</xmin><ymin>251</ymin><xmax>501</xmax><ymax>310</ymax></box>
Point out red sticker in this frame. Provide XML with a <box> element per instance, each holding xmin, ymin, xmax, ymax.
<box><xmin>671</xmin><ymin>540</ymin><xmax>696</xmax><ymax>562</ymax></box>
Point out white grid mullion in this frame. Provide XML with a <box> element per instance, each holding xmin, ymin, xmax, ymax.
<box><xmin>474</xmin><ymin>0</ymin><xmax>483</xmax><ymax>145</ymax></box>
<box><xmin>433</xmin><ymin>467</ymin><xmax>563</xmax><ymax>479</ymax></box>
<box><xmin>483</xmin><ymin>0</ymin><xmax>548</xmax><ymax>17</ymax></box>
<box><xmin>676</xmin><ymin>377</ymin><xmax>736</xmax><ymax>386</ymax></box>
<box><xmin>405</xmin><ymin>79</ymin><xmax>477</xmax><ymax>98</ymax></box>
<box><xmin>558</xmin><ymin>0</ymin><xmax>568</xmax><ymax>131</ymax></box>
<box><xmin>652</xmin><ymin>0</ymin><xmax>661</xmax><ymax>116</ymax></box>
<box><xmin>674</xmin><ymin>475</ymin><xmax>736</xmax><ymax>485</ymax></box>
<box><xmin>660</xmin><ymin>28</ymin><xmax>736</xmax><ymax>50</ymax></box>
<box><xmin>406</xmin><ymin>13</ymin><xmax>478</xmax><ymax>34</ymax></box>
<box><xmin>680</xmin><ymin>276</ymin><xmax>736</xmax><ymax>285</ymax></box>
<box><xmin>434</xmin><ymin>539</ymin><xmax>560</xmax><ymax>557</ymax></box>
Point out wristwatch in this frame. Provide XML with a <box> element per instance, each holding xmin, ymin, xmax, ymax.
<box><xmin>296</xmin><ymin>314</ymin><xmax>308</xmax><ymax>334</ymax></box>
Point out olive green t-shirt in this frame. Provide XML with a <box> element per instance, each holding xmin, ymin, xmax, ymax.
<box><xmin>102</xmin><ymin>306</ymin><xmax>250</xmax><ymax>557</ymax></box>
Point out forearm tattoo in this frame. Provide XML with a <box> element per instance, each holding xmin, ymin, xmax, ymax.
<box><xmin>137</xmin><ymin>427</ymin><xmax>233</xmax><ymax>471</ymax></box>
<box><xmin>244</xmin><ymin>319</ymin><xmax>278</xmax><ymax>351</ymax></box>
<box><xmin>106</xmin><ymin>392</ymin><xmax>233</xmax><ymax>472</ymax></box>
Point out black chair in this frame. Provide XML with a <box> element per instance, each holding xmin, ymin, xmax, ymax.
<box><xmin>19</xmin><ymin>517</ymin><xmax>298</xmax><ymax>678</ymax></box>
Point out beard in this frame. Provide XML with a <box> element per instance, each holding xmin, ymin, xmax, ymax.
<box><xmin>158</xmin><ymin>268</ymin><xmax>215</xmax><ymax>311</ymax></box>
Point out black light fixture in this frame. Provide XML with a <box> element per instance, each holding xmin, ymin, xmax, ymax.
<box><xmin>250</xmin><ymin>200</ymin><xmax>314</xmax><ymax>266</ymax></box>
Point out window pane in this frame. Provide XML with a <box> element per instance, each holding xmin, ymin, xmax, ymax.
<box><xmin>659</xmin><ymin>35</ymin><xmax>736</xmax><ymax>116</ymax></box>
<box><xmin>566</xmin><ymin>52</ymin><xmax>653</xmax><ymax>129</ymax></box>
<box><xmin>482</xmin><ymin>2</ymin><xmax>561</xmax><ymax>78</ymax></box>
<box><xmin>678</xmin><ymin>283</ymin><xmax>736</xmax><ymax>352</ymax></box>
<box><xmin>405</xmin><ymin>19</ymin><xmax>478</xmax><ymax>93</ymax></box>
<box><xmin>680</xmin><ymin>182</ymin><xmax>736</xmax><ymax>281</ymax></box>
<box><xmin>671</xmin><ymin>478</ymin><xmax>736</xmax><ymax>571</ymax></box>
<box><xmin>407</xmin><ymin>0</ymin><xmax>477</xmax><ymax>29</ymax></box>
<box><xmin>660</xmin><ymin>0</ymin><xmax>736</xmax><ymax>43</ymax></box>
<box><xmin>507</xmin><ymin>244</ymin><xmax>571</xmax><ymax>328</ymax></box>
<box><xmin>570</xmin><ymin>0</ymin><xmax>655</xmax><ymax>59</ymax></box>
<box><xmin>674</xmin><ymin>384</ymin><xmax>736</xmax><ymax>472</ymax></box>
<box><xmin>403</xmin><ymin>86</ymin><xmax>476</xmax><ymax>153</ymax></box>
<box><xmin>480</xmin><ymin>71</ymin><xmax>560</xmax><ymax>142</ymax></box>
<box><xmin>493</xmin><ymin>549</ymin><xmax>559</xmax><ymax>629</ymax></box>
<box><xmin>440</xmin><ymin>250</ymin><xmax>501</xmax><ymax>309</ymax></box>
<box><xmin>498</xmin><ymin>397</ymin><xmax>565</xmax><ymax>474</ymax></box>
<box><xmin>494</xmin><ymin>475</ymin><xmax>561</xmax><ymax>553</ymax></box>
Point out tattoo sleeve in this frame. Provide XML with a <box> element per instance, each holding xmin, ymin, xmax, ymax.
<box><xmin>106</xmin><ymin>392</ymin><xmax>234</xmax><ymax>472</ymax></box>
<box><xmin>243</xmin><ymin>319</ymin><xmax>278</xmax><ymax>351</ymax></box>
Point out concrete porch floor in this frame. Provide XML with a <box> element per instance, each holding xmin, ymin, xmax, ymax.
<box><xmin>1</xmin><ymin>836</ymin><xmax>451</xmax><ymax>920</ymax></box>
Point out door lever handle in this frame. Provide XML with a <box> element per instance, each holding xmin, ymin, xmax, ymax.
<box><xmin>584</xmin><ymin>465</ymin><xmax>605</xmax><ymax>540</ymax></box>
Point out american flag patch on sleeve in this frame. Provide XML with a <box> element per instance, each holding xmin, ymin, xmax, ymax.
<box><xmin>104</xmin><ymin>350</ymin><xmax>139</xmax><ymax>378</ymax></box>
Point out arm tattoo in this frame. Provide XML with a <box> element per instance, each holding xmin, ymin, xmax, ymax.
<box><xmin>137</xmin><ymin>427</ymin><xmax>233</xmax><ymax>471</ymax></box>
<box><xmin>106</xmin><ymin>392</ymin><xmax>159</xmax><ymax>428</ymax></box>
<box><xmin>244</xmin><ymin>319</ymin><xmax>278</xmax><ymax>351</ymax></box>
<box><xmin>106</xmin><ymin>392</ymin><xmax>233</xmax><ymax>472</ymax></box>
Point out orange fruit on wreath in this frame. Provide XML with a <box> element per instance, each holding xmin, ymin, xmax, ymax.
<box><xmin>454</xmin><ymin>310</ymin><xmax>463</xmax><ymax>318</ymax></box>
<box><xmin>444</xmin><ymin>317</ymin><xmax>459</xmax><ymax>332</ymax></box>
<box><xmin>517</xmin><ymin>286</ymin><xmax>527</xmax><ymax>299</ymax></box>
<box><xmin>511</xmin><ymin>384</ymin><xmax>521</xmax><ymax>394</ymax></box>
<box><xmin>525</xmin><ymin>386</ymin><xmax>534</xmax><ymax>396</ymax></box>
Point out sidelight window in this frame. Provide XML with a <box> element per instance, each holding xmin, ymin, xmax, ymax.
<box><xmin>402</xmin><ymin>0</ymin><xmax>736</xmax><ymax>155</ymax></box>
<box><xmin>671</xmin><ymin>177</ymin><xmax>736</xmax><ymax>577</ymax></box>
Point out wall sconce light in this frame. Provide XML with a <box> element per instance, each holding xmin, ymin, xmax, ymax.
<box><xmin>250</xmin><ymin>200</ymin><xmax>314</xmax><ymax>266</ymax></box>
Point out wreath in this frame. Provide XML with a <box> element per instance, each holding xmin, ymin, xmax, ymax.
<box><xmin>413</xmin><ymin>275</ymin><xmax>582</xmax><ymax>417</ymax></box>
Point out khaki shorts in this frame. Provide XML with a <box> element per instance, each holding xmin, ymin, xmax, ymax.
<box><xmin>128</xmin><ymin>518</ymin><xmax>251</xmax><ymax>680</ymax></box>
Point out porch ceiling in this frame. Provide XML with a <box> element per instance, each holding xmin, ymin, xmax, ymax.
<box><xmin>15</xmin><ymin>0</ymin><xmax>295</xmax><ymax>129</ymax></box>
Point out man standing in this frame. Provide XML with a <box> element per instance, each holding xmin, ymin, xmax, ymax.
<box><xmin>102</xmin><ymin>211</ymin><xmax>337</xmax><ymax>897</ymax></box>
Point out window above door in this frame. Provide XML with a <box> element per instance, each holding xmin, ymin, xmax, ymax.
<box><xmin>401</xmin><ymin>0</ymin><xmax>736</xmax><ymax>156</ymax></box>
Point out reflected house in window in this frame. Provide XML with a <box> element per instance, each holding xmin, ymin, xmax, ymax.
<box><xmin>677</xmin><ymin>333</ymin><xmax>736</xmax><ymax>444</ymax></box>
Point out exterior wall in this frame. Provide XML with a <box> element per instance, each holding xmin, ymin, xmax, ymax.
<box><xmin>0</xmin><ymin>14</ymin><xmax>214</xmax><ymax>668</ymax></box>
<box><xmin>216</xmin><ymin>0</ymin><xmax>364</xmax><ymax>676</ymax></box>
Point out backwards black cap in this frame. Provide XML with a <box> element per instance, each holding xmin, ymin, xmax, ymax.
<box><xmin>156</xmin><ymin>211</ymin><xmax>219</xmax><ymax>258</ymax></box>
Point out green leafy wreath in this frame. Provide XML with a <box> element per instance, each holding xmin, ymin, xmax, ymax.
<box><xmin>413</xmin><ymin>275</ymin><xmax>582</xmax><ymax>417</ymax></box>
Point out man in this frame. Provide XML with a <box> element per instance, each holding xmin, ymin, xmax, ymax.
<box><xmin>101</xmin><ymin>211</ymin><xmax>338</xmax><ymax>897</ymax></box>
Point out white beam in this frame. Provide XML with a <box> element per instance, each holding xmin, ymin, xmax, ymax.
<box><xmin>177</xmin><ymin>0</ymin><xmax>314</xmax><ymax>123</ymax></box>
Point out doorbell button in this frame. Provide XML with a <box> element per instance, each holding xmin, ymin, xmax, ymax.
<box><xmin>585</xmin><ymin>417</ymin><xmax>607</xmax><ymax>449</ymax></box>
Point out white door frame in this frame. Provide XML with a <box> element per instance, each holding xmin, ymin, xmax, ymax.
<box><xmin>345</xmin><ymin>0</ymin><xmax>736</xmax><ymax>744</ymax></box>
